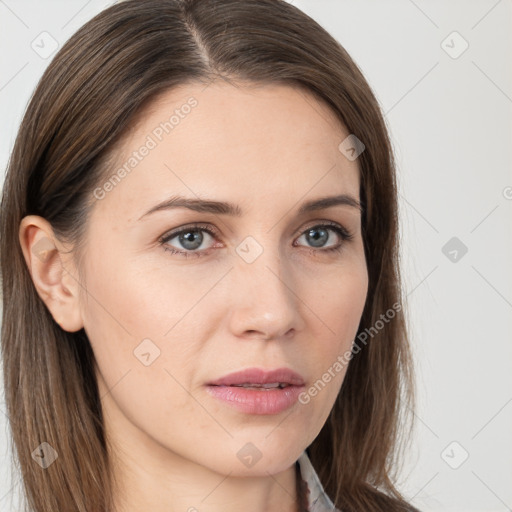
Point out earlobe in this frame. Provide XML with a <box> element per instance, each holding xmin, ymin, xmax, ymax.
<box><xmin>18</xmin><ymin>215</ymin><xmax>84</xmax><ymax>333</ymax></box>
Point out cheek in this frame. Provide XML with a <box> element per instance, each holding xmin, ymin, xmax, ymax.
<box><xmin>81</xmin><ymin>255</ymin><xmax>215</xmax><ymax>449</ymax></box>
<box><xmin>79</xmin><ymin>242</ymin><xmax>223</xmax><ymax>346</ymax></box>
<box><xmin>78</xmin><ymin>247</ymin><xmax>220</xmax><ymax>413</ymax></box>
<box><xmin>301</xmin><ymin>259</ymin><xmax>368</xmax><ymax>403</ymax></box>
<box><xmin>314</xmin><ymin>258</ymin><xmax>368</xmax><ymax>344</ymax></box>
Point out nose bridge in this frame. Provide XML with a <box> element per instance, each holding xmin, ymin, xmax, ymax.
<box><xmin>228</xmin><ymin>232</ymin><xmax>303</xmax><ymax>338</ymax></box>
<box><xmin>235</xmin><ymin>230</ymin><xmax>287</xmax><ymax>287</ymax></box>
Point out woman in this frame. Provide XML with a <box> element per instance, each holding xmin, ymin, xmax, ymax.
<box><xmin>0</xmin><ymin>1</ymin><xmax>418</xmax><ymax>511</ymax></box>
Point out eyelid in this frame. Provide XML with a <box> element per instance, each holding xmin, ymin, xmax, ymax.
<box><xmin>294</xmin><ymin>219</ymin><xmax>354</xmax><ymax>240</ymax></box>
<box><xmin>159</xmin><ymin>222</ymin><xmax>219</xmax><ymax>242</ymax></box>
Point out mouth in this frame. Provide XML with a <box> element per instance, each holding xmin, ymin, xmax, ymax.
<box><xmin>205</xmin><ymin>367</ymin><xmax>306</xmax><ymax>415</ymax></box>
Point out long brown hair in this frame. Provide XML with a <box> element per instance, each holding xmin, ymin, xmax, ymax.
<box><xmin>0</xmin><ymin>1</ymin><xmax>417</xmax><ymax>510</ymax></box>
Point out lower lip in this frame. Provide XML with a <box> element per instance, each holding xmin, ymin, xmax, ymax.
<box><xmin>205</xmin><ymin>384</ymin><xmax>305</xmax><ymax>415</ymax></box>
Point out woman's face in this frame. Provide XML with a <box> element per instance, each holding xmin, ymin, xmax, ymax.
<box><xmin>76</xmin><ymin>81</ymin><xmax>368</xmax><ymax>476</ymax></box>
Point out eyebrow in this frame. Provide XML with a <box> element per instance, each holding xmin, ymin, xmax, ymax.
<box><xmin>138</xmin><ymin>193</ymin><xmax>363</xmax><ymax>220</ymax></box>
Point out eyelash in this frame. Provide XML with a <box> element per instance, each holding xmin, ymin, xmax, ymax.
<box><xmin>158</xmin><ymin>221</ymin><xmax>354</xmax><ymax>259</ymax></box>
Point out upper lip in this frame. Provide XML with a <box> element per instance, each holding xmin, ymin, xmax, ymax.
<box><xmin>207</xmin><ymin>367</ymin><xmax>305</xmax><ymax>386</ymax></box>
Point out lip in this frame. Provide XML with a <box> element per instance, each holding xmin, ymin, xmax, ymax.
<box><xmin>205</xmin><ymin>367</ymin><xmax>306</xmax><ymax>415</ymax></box>
<box><xmin>207</xmin><ymin>367</ymin><xmax>305</xmax><ymax>387</ymax></box>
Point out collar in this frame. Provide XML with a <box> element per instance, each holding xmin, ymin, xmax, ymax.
<box><xmin>295</xmin><ymin>450</ymin><xmax>341</xmax><ymax>512</ymax></box>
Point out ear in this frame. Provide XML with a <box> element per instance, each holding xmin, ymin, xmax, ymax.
<box><xmin>18</xmin><ymin>215</ymin><xmax>84</xmax><ymax>333</ymax></box>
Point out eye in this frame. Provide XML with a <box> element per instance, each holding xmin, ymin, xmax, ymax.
<box><xmin>159</xmin><ymin>223</ymin><xmax>218</xmax><ymax>258</ymax></box>
<box><xmin>293</xmin><ymin>221</ymin><xmax>354</xmax><ymax>255</ymax></box>
<box><xmin>159</xmin><ymin>221</ymin><xmax>354</xmax><ymax>258</ymax></box>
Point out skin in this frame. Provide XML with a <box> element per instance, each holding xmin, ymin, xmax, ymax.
<box><xmin>19</xmin><ymin>81</ymin><xmax>368</xmax><ymax>512</ymax></box>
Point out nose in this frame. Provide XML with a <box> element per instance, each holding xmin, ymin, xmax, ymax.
<box><xmin>226</xmin><ymin>240</ymin><xmax>306</xmax><ymax>341</ymax></box>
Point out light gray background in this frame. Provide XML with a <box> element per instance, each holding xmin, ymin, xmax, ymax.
<box><xmin>1</xmin><ymin>1</ymin><xmax>511</xmax><ymax>511</ymax></box>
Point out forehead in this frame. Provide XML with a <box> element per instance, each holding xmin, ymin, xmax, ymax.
<box><xmin>92</xmin><ymin>80</ymin><xmax>361</xmax><ymax>221</ymax></box>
